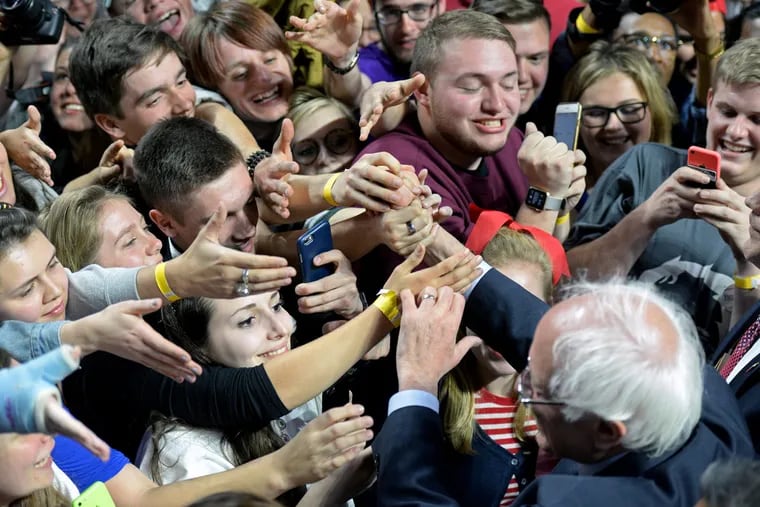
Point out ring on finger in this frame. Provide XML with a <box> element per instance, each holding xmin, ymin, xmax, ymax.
<box><xmin>236</xmin><ymin>268</ymin><xmax>251</xmax><ymax>297</ymax></box>
<box><xmin>421</xmin><ymin>293</ymin><xmax>436</xmax><ymax>301</ymax></box>
<box><xmin>406</xmin><ymin>220</ymin><xmax>417</xmax><ymax>235</ymax></box>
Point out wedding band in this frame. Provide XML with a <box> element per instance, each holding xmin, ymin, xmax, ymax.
<box><xmin>421</xmin><ymin>293</ymin><xmax>436</xmax><ymax>301</ymax></box>
<box><xmin>236</xmin><ymin>269</ymin><xmax>251</xmax><ymax>296</ymax></box>
<box><xmin>406</xmin><ymin>220</ymin><xmax>417</xmax><ymax>235</ymax></box>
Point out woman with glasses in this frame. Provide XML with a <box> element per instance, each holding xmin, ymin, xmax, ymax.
<box><xmin>562</xmin><ymin>41</ymin><xmax>677</xmax><ymax>190</ymax></box>
<box><xmin>287</xmin><ymin>87</ymin><xmax>359</xmax><ymax>176</ymax></box>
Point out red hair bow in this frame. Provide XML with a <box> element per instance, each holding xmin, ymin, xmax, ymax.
<box><xmin>464</xmin><ymin>204</ymin><xmax>570</xmax><ymax>285</ymax></box>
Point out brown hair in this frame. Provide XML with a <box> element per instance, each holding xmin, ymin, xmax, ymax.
<box><xmin>713</xmin><ymin>37</ymin><xmax>760</xmax><ymax>89</ymax></box>
<box><xmin>181</xmin><ymin>0</ymin><xmax>290</xmax><ymax>90</ymax></box>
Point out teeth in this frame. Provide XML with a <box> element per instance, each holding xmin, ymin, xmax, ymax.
<box><xmin>253</xmin><ymin>87</ymin><xmax>278</xmax><ymax>103</ymax></box>
<box><xmin>33</xmin><ymin>456</ymin><xmax>49</xmax><ymax>468</ymax></box>
<box><xmin>721</xmin><ymin>140</ymin><xmax>752</xmax><ymax>153</ymax></box>
<box><xmin>260</xmin><ymin>345</ymin><xmax>288</xmax><ymax>358</ymax></box>
<box><xmin>63</xmin><ymin>104</ymin><xmax>84</xmax><ymax>111</ymax></box>
<box><xmin>478</xmin><ymin>120</ymin><xmax>501</xmax><ymax>127</ymax></box>
<box><xmin>158</xmin><ymin>9</ymin><xmax>178</xmax><ymax>23</ymax></box>
<box><xmin>600</xmin><ymin>137</ymin><xmax>630</xmax><ymax>145</ymax></box>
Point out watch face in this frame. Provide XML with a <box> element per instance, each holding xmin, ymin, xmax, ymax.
<box><xmin>526</xmin><ymin>188</ymin><xmax>548</xmax><ymax>209</ymax></box>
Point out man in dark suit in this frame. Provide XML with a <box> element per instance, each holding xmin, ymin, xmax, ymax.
<box><xmin>373</xmin><ymin>276</ymin><xmax>754</xmax><ymax>506</ymax></box>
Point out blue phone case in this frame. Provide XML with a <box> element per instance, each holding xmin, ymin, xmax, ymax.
<box><xmin>297</xmin><ymin>220</ymin><xmax>334</xmax><ymax>283</ymax></box>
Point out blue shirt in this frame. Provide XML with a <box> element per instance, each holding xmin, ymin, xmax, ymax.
<box><xmin>53</xmin><ymin>435</ymin><xmax>130</xmax><ymax>491</ymax></box>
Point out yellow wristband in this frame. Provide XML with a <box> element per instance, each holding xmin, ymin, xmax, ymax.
<box><xmin>373</xmin><ymin>290</ymin><xmax>401</xmax><ymax>328</ymax></box>
<box><xmin>155</xmin><ymin>262</ymin><xmax>181</xmax><ymax>302</ymax></box>
<box><xmin>555</xmin><ymin>213</ymin><xmax>570</xmax><ymax>226</ymax></box>
<box><xmin>576</xmin><ymin>13</ymin><xmax>602</xmax><ymax>35</ymax></box>
<box><xmin>322</xmin><ymin>173</ymin><xmax>341</xmax><ymax>207</ymax></box>
<box><xmin>734</xmin><ymin>273</ymin><xmax>760</xmax><ymax>290</ymax></box>
<box><xmin>695</xmin><ymin>42</ymin><xmax>725</xmax><ymax>60</ymax></box>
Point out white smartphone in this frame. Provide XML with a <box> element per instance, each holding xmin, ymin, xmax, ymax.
<box><xmin>553</xmin><ymin>102</ymin><xmax>582</xmax><ymax>150</ymax></box>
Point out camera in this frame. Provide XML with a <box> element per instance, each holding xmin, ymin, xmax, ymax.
<box><xmin>0</xmin><ymin>0</ymin><xmax>65</xmax><ymax>46</ymax></box>
<box><xmin>627</xmin><ymin>0</ymin><xmax>682</xmax><ymax>14</ymax></box>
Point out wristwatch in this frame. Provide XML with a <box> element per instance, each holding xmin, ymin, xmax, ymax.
<box><xmin>525</xmin><ymin>187</ymin><xmax>564</xmax><ymax>212</ymax></box>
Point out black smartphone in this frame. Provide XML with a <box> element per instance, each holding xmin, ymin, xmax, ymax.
<box><xmin>297</xmin><ymin>220</ymin><xmax>335</xmax><ymax>283</ymax></box>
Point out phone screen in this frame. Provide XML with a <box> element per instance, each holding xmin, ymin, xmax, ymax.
<box><xmin>553</xmin><ymin>107</ymin><xmax>581</xmax><ymax>150</ymax></box>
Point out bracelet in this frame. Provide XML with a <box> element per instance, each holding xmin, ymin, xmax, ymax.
<box><xmin>555</xmin><ymin>213</ymin><xmax>570</xmax><ymax>226</ymax></box>
<box><xmin>734</xmin><ymin>273</ymin><xmax>760</xmax><ymax>290</ymax></box>
<box><xmin>373</xmin><ymin>289</ymin><xmax>401</xmax><ymax>328</ymax></box>
<box><xmin>576</xmin><ymin>13</ymin><xmax>602</xmax><ymax>34</ymax></box>
<box><xmin>325</xmin><ymin>51</ymin><xmax>360</xmax><ymax>75</ymax></box>
<box><xmin>246</xmin><ymin>149</ymin><xmax>271</xmax><ymax>179</ymax></box>
<box><xmin>322</xmin><ymin>172</ymin><xmax>341</xmax><ymax>207</ymax></box>
<box><xmin>155</xmin><ymin>262</ymin><xmax>182</xmax><ymax>302</ymax></box>
<box><xmin>695</xmin><ymin>42</ymin><xmax>725</xmax><ymax>60</ymax></box>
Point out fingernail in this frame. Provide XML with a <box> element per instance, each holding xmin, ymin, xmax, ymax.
<box><xmin>185</xmin><ymin>374</ymin><xmax>197</xmax><ymax>383</ymax></box>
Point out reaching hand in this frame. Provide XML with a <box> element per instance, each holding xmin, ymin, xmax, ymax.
<box><xmin>166</xmin><ymin>203</ymin><xmax>296</xmax><ymax>298</ymax></box>
<box><xmin>358</xmin><ymin>74</ymin><xmax>426</xmax><ymax>141</ymax></box>
<box><xmin>286</xmin><ymin>0</ymin><xmax>362</xmax><ymax>65</ymax></box>
<box><xmin>518</xmin><ymin>122</ymin><xmax>580</xmax><ymax>198</ymax></box>
<box><xmin>331</xmin><ymin>152</ymin><xmax>418</xmax><ymax>211</ymax></box>
<box><xmin>383</xmin><ymin>244</ymin><xmax>482</xmax><ymax>295</ymax></box>
<box><xmin>0</xmin><ymin>345</ymin><xmax>111</xmax><ymax>460</ymax></box>
<box><xmin>0</xmin><ymin>106</ymin><xmax>56</xmax><ymax>185</ymax></box>
<box><xmin>272</xmin><ymin>404</ymin><xmax>374</xmax><ymax>489</ymax></box>
<box><xmin>253</xmin><ymin>119</ymin><xmax>299</xmax><ymax>219</ymax></box>
<box><xmin>693</xmin><ymin>178</ymin><xmax>752</xmax><ymax>260</ymax></box>
<box><xmin>396</xmin><ymin>287</ymin><xmax>481</xmax><ymax>393</ymax></box>
<box><xmin>295</xmin><ymin>249</ymin><xmax>364</xmax><ymax>318</ymax></box>
<box><xmin>640</xmin><ymin>166</ymin><xmax>710</xmax><ymax>230</ymax></box>
<box><xmin>62</xmin><ymin>299</ymin><xmax>202</xmax><ymax>384</ymax></box>
<box><xmin>375</xmin><ymin>201</ymin><xmax>437</xmax><ymax>256</ymax></box>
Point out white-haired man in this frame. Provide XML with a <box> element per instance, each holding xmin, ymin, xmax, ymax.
<box><xmin>372</xmin><ymin>277</ymin><xmax>754</xmax><ymax>506</ymax></box>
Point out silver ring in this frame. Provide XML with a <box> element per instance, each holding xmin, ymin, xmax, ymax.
<box><xmin>421</xmin><ymin>293</ymin><xmax>436</xmax><ymax>301</ymax></box>
<box><xmin>236</xmin><ymin>269</ymin><xmax>251</xmax><ymax>296</ymax></box>
<box><xmin>406</xmin><ymin>220</ymin><xmax>417</xmax><ymax>235</ymax></box>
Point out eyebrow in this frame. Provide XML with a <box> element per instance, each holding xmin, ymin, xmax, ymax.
<box><xmin>230</xmin><ymin>293</ymin><xmax>280</xmax><ymax>318</ymax></box>
<box><xmin>135</xmin><ymin>68</ymin><xmax>186</xmax><ymax>105</ymax></box>
<box><xmin>12</xmin><ymin>251</ymin><xmax>57</xmax><ymax>295</ymax></box>
<box><xmin>456</xmin><ymin>71</ymin><xmax>518</xmax><ymax>80</ymax></box>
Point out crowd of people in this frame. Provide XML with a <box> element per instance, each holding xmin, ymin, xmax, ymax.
<box><xmin>1</xmin><ymin>0</ymin><xmax>760</xmax><ymax>505</ymax></box>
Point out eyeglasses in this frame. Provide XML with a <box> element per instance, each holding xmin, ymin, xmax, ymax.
<box><xmin>292</xmin><ymin>128</ymin><xmax>356</xmax><ymax>166</ymax></box>
<box><xmin>581</xmin><ymin>101</ymin><xmax>648</xmax><ymax>128</ymax></box>
<box><xmin>0</xmin><ymin>202</ymin><xmax>13</xmax><ymax>210</ymax></box>
<box><xmin>517</xmin><ymin>366</ymin><xmax>565</xmax><ymax>407</ymax></box>
<box><xmin>619</xmin><ymin>34</ymin><xmax>679</xmax><ymax>53</ymax></box>
<box><xmin>375</xmin><ymin>3</ymin><xmax>437</xmax><ymax>25</ymax></box>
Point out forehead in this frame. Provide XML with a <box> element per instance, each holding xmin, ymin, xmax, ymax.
<box><xmin>100</xmin><ymin>198</ymin><xmax>140</xmax><ymax>225</ymax></box>
<box><xmin>436</xmin><ymin>38</ymin><xmax>516</xmax><ymax>79</ymax></box>
<box><xmin>121</xmin><ymin>51</ymin><xmax>184</xmax><ymax>99</ymax></box>
<box><xmin>293</xmin><ymin>107</ymin><xmax>353</xmax><ymax>142</ymax></box>
<box><xmin>503</xmin><ymin>18</ymin><xmax>550</xmax><ymax>48</ymax></box>
<box><xmin>580</xmin><ymin>71</ymin><xmax>644</xmax><ymax>105</ymax></box>
<box><xmin>56</xmin><ymin>47</ymin><xmax>72</xmax><ymax>68</ymax></box>
<box><xmin>619</xmin><ymin>12</ymin><xmax>675</xmax><ymax>36</ymax></box>
<box><xmin>0</xmin><ymin>231</ymin><xmax>53</xmax><ymax>287</ymax></box>
<box><xmin>711</xmin><ymin>81</ymin><xmax>760</xmax><ymax>106</ymax></box>
<box><xmin>211</xmin><ymin>291</ymin><xmax>276</xmax><ymax>318</ymax></box>
<box><xmin>186</xmin><ymin>163</ymin><xmax>253</xmax><ymax>216</ymax></box>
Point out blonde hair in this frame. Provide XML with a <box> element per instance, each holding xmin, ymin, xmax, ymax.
<box><xmin>11</xmin><ymin>488</ymin><xmax>69</xmax><ymax>507</ymax></box>
<box><xmin>562</xmin><ymin>40</ymin><xmax>677</xmax><ymax>146</ymax></box>
<box><xmin>287</xmin><ymin>87</ymin><xmax>356</xmax><ymax>130</ymax></box>
<box><xmin>441</xmin><ymin>228</ymin><xmax>551</xmax><ymax>454</ymax></box>
<box><xmin>713</xmin><ymin>37</ymin><xmax>760</xmax><ymax>89</ymax></box>
<box><xmin>40</xmin><ymin>186</ymin><xmax>133</xmax><ymax>272</ymax></box>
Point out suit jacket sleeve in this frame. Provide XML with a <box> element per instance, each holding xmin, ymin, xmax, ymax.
<box><xmin>464</xmin><ymin>269</ymin><xmax>549</xmax><ymax>371</ymax></box>
<box><xmin>374</xmin><ymin>406</ymin><xmax>459</xmax><ymax>506</ymax></box>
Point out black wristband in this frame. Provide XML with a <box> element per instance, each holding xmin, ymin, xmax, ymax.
<box><xmin>246</xmin><ymin>150</ymin><xmax>271</xmax><ymax>179</ymax></box>
<box><xmin>325</xmin><ymin>51</ymin><xmax>360</xmax><ymax>75</ymax></box>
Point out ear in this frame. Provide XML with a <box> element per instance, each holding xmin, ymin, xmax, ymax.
<box><xmin>415</xmin><ymin>79</ymin><xmax>431</xmax><ymax>109</ymax></box>
<box><xmin>706</xmin><ymin>87</ymin><xmax>715</xmax><ymax>111</ymax></box>
<box><xmin>594</xmin><ymin>419</ymin><xmax>627</xmax><ymax>453</ymax></box>
<box><xmin>94</xmin><ymin>113</ymin><xmax>127</xmax><ymax>142</ymax></box>
<box><xmin>436</xmin><ymin>0</ymin><xmax>446</xmax><ymax>14</ymax></box>
<box><xmin>149</xmin><ymin>209</ymin><xmax>177</xmax><ymax>239</ymax></box>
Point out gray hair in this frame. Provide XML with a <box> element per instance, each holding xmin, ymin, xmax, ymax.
<box><xmin>547</xmin><ymin>279</ymin><xmax>704</xmax><ymax>457</ymax></box>
<box><xmin>700</xmin><ymin>459</ymin><xmax>760</xmax><ymax>507</ymax></box>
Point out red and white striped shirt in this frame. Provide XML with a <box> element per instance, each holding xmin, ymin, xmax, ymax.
<box><xmin>474</xmin><ymin>389</ymin><xmax>538</xmax><ymax>506</ymax></box>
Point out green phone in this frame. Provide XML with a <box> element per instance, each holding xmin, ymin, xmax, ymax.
<box><xmin>72</xmin><ymin>481</ymin><xmax>115</xmax><ymax>507</ymax></box>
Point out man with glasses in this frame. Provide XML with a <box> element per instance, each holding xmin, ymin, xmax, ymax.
<box><xmin>357</xmin><ymin>0</ymin><xmax>444</xmax><ymax>83</ymax></box>
<box><xmin>371</xmin><ymin>278</ymin><xmax>753</xmax><ymax>506</ymax></box>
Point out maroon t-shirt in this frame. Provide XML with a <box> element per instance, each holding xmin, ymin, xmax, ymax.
<box><xmin>353</xmin><ymin>116</ymin><xmax>528</xmax><ymax>294</ymax></box>
<box><xmin>356</xmin><ymin>115</ymin><xmax>528</xmax><ymax>242</ymax></box>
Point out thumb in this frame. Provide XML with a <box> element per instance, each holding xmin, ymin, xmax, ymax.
<box><xmin>347</xmin><ymin>0</ymin><xmax>361</xmax><ymax>19</ymax></box>
<box><xmin>524</xmin><ymin>121</ymin><xmax>538</xmax><ymax>136</ymax></box>
<box><xmin>34</xmin><ymin>345</ymin><xmax>80</xmax><ymax>384</ymax></box>
<box><xmin>25</xmin><ymin>105</ymin><xmax>42</xmax><ymax>132</ymax></box>
<box><xmin>118</xmin><ymin>298</ymin><xmax>163</xmax><ymax>317</ymax></box>
<box><xmin>274</xmin><ymin>118</ymin><xmax>294</xmax><ymax>159</ymax></box>
<box><xmin>200</xmin><ymin>202</ymin><xmax>227</xmax><ymax>243</ymax></box>
<box><xmin>401</xmin><ymin>73</ymin><xmax>426</xmax><ymax>96</ymax></box>
<box><xmin>453</xmin><ymin>335</ymin><xmax>482</xmax><ymax>365</ymax></box>
<box><xmin>100</xmin><ymin>140</ymin><xmax>125</xmax><ymax>166</ymax></box>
